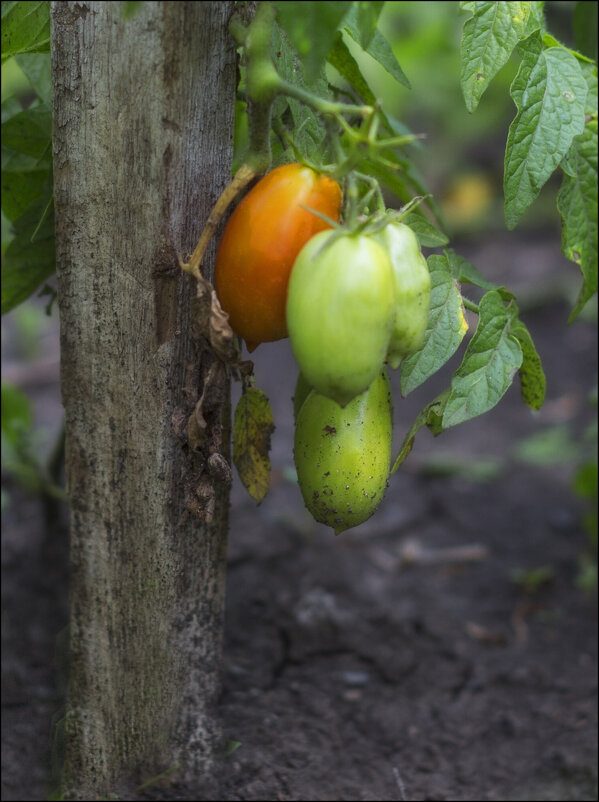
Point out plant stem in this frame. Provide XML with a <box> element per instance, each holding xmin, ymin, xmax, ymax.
<box><xmin>182</xmin><ymin>163</ymin><xmax>258</xmax><ymax>280</ymax></box>
<box><xmin>462</xmin><ymin>297</ymin><xmax>479</xmax><ymax>314</ymax></box>
<box><xmin>277</xmin><ymin>78</ymin><xmax>373</xmax><ymax>118</ymax></box>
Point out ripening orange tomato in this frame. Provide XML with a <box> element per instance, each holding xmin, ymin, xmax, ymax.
<box><xmin>214</xmin><ymin>163</ymin><xmax>342</xmax><ymax>351</ymax></box>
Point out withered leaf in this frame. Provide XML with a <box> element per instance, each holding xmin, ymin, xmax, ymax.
<box><xmin>233</xmin><ymin>386</ymin><xmax>275</xmax><ymax>503</ymax></box>
<box><xmin>209</xmin><ymin>290</ymin><xmax>239</xmax><ymax>363</ymax></box>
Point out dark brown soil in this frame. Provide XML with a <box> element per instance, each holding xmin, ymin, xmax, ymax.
<box><xmin>2</xmin><ymin>233</ymin><xmax>597</xmax><ymax>801</ymax></box>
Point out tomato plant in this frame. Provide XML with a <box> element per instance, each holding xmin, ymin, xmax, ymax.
<box><xmin>214</xmin><ymin>162</ymin><xmax>341</xmax><ymax>351</ymax></box>
<box><xmin>3</xmin><ymin>0</ymin><xmax>596</xmax><ymax>540</ymax></box>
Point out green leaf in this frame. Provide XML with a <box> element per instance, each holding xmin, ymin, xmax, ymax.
<box><xmin>557</xmin><ymin>63</ymin><xmax>598</xmax><ymax>323</ymax></box>
<box><xmin>271</xmin><ymin>22</ymin><xmax>328</xmax><ymax>162</ymax></box>
<box><xmin>504</xmin><ymin>35</ymin><xmax>588</xmax><ymax>229</ymax></box>
<box><xmin>342</xmin><ymin>5</ymin><xmax>411</xmax><ymax>89</ymax></box>
<box><xmin>1</xmin><ymin>103</ymin><xmax>52</xmax><ymax>221</ymax></box>
<box><xmin>1</xmin><ymin>96</ymin><xmax>23</xmax><ymax>124</ymax></box>
<box><xmin>355</xmin><ymin>1</ymin><xmax>385</xmax><ymax>50</ymax></box>
<box><xmin>400</xmin><ymin>255</ymin><xmax>469</xmax><ymax>396</ymax></box>
<box><xmin>391</xmin><ymin>391</ymin><xmax>450</xmax><ymax>473</ymax></box>
<box><xmin>1</xmin><ymin>380</ymin><xmax>33</xmax><ymax>441</ymax></box>
<box><xmin>327</xmin><ymin>32</ymin><xmax>411</xmax><ymax>144</ymax></box>
<box><xmin>1</xmin><ymin>103</ymin><xmax>52</xmax><ymax>158</ymax></box>
<box><xmin>233</xmin><ymin>386</ymin><xmax>275</xmax><ymax>503</ymax></box>
<box><xmin>521</xmin><ymin>1</ymin><xmax>545</xmax><ymax>37</ymax></box>
<box><xmin>1</xmin><ymin>209</ymin><xmax>14</xmax><ymax>254</ymax></box>
<box><xmin>15</xmin><ymin>51</ymin><xmax>51</xmax><ymax>103</ymax></box>
<box><xmin>574</xmin><ymin>460</ymin><xmax>599</xmax><ymax>500</ymax></box>
<box><xmin>402</xmin><ymin>212</ymin><xmax>449</xmax><ymax>248</ymax></box>
<box><xmin>1</xmin><ymin>1</ymin><xmax>50</xmax><ymax>63</ymax></box>
<box><xmin>1</xmin><ymin>195</ymin><xmax>55</xmax><ymax>315</ymax></box>
<box><xmin>442</xmin><ymin>291</ymin><xmax>523</xmax><ymax>428</ymax></box>
<box><xmin>444</xmin><ymin>248</ymin><xmax>498</xmax><ymax>289</ymax></box>
<box><xmin>121</xmin><ymin>0</ymin><xmax>144</xmax><ymax>19</ymax></box>
<box><xmin>511</xmin><ymin>319</ymin><xmax>546</xmax><ymax>410</ymax></box>
<box><xmin>1</xmin><ymin>380</ymin><xmax>34</xmax><ymax>480</ymax></box>
<box><xmin>274</xmin><ymin>1</ymin><xmax>353</xmax><ymax>82</ymax></box>
<box><xmin>1</xmin><ymin>159</ymin><xmax>50</xmax><ymax>222</ymax></box>
<box><xmin>328</xmin><ymin>32</ymin><xmax>376</xmax><ymax>105</ymax></box>
<box><xmin>1</xmin><ymin>379</ymin><xmax>65</xmax><ymax>498</ymax></box>
<box><xmin>460</xmin><ymin>1</ymin><xmax>529</xmax><ymax>113</ymax></box>
<box><xmin>361</xmin><ymin>154</ymin><xmax>445</xmax><ymax>228</ymax></box>
<box><xmin>573</xmin><ymin>1</ymin><xmax>598</xmax><ymax>63</ymax></box>
<box><xmin>360</xmin><ymin>158</ymin><xmax>411</xmax><ymax>203</ymax></box>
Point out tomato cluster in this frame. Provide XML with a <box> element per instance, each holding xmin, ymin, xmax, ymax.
<box><xmin>215</xmin><ymin>164</ymin><xmax>431</xmax><ymax>533</ymax></box>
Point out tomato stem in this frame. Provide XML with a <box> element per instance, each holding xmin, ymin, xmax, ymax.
<box><xmin>353</xmin><ymin>172</ymin><xmax>386</xmax><ymax>214</ymax></box>
<box><xmin>462</xmin><ymin>297</ymin><xmax>479</xmax><ymax>314</ymax></box>
<box><xmin>181</xmin><ymin>163</ymin><xmax>258</xmax><ymax>281</ymax></box>
<box><xmin>277</xmin><ymin>78</ymin><xmax>373</xmax><ymax>119</ymax></box>
<box><xmin>343</xmin><ymin>173</ymin><xmax>360</xmax><ymax>228</ymax></box>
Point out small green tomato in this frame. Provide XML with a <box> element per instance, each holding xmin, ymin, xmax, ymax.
<box><xmin>373</xmin><ymin>222</ymin><xmax>431</xmax><ymax>368</ymax></box>
<box><xmin>294</xmin><ymin>369</ymin><xmax>393</xmax><ymax>535</ymax></box>
<box><xmin>286</xmin><ymin>231</ymin><xmax>395</xmax><ymax>407</ymax></box>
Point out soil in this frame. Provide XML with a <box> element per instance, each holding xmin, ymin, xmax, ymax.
<box><xmin>2</xmin><ymin>232</ymin><xmax>597</xmax><ymax>801</ymax></box>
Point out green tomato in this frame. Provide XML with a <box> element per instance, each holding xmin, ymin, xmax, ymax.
<box><xmin>373</xmin><ymin>222</ymin><xmax>431</xmax><ymax>368</ymax></box>
<box><xmin>286</xmin><ymin>231</ymin><xmax>395</xmax><ymax>408</ymax></box>
<box><xmin>294</xmin><ymin>369</ymin><xmax>393</xmax><ymax>535</ymax></box>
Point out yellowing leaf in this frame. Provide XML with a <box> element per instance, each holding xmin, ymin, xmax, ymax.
<box><xmin>233</xmin><ymin>386</ymin><xmax>274</xmax><ymax>503</ymax></box>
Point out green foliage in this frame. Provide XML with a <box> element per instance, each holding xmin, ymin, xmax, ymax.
<box><xmin>391</xmin><ymin>392</ymin><xmax>449</xmax><ymax>472</ymax></box>
<box><xmin>1</xmin><ymin>193</ymin><xmax>55</xmax><ymax>314</ymax></box>
<box><xmin>400</xmin><ymin>212</ymin><xmax>449</xmax><ymax>248</ymax></box>
<box><xmin>511</xmin><ymin>318</ymin><xmax>546</xmax><ymax>411</ymax></box>
<box><xmin>394</xmin><ymin>240</ymin><xmax>547</xmax><ymax>467</ymax></box>
<box><xmin>341</xmin><ymin>4</ymin><xmax>411</xmax><ymax>89</ymax></box>
<box><xmin>504</xmin><ymin>35</ymin><xmax>588</xmax><ymax>228</ymax></box>
<box><xmin>400</xmin><ymin>254</ymin><xmax>469</xmax><ymax>396</ymax></box>
<box><xmin>460</xmin><ymin>1</ymin><xmax>537</xmax><ymax>113</ymax></box>
<box><xmin>2</xmin><ymin>104</ymin><xmax>52</xmax><ymax>221</ymax></box>
<box><xmin>459</xmin><ymin>1</ymin><xmax>597</xmax><ymax>320</ymax></box>
<box><xmin>14</xmin><ymin>50</ymin><xmax>52</xmax><ymax>102</ymax></box>
<box><xmin>275</xmin><ymin>2</ymin><xmax>354</xmax><ymax>82</ymax></box>
<box><xmin>1</xmin><ymin>0</ymin><xmax>50</xmax><ymax>63</ymax></box>
<box><xmin>442</xmin><ymin>290</ymin><xmax>523</xmax><ymax>428</ymax></box>
<box><xmin>1</xmin><ymin>380</ymin><xmax>65</xmax><ymax>500</ymax></box>
<box><xmin>354</xmin><ymin>1</ymin><xmax>385</xmax><ymax>50</ymax></box>
<box><xmin>270</xmin><ymin>24</ymin><xmax>328</xmax><ymax>164</ymax></box>
<box><xmin>573</xmin><ymin>0</ymin><xmax>598</xmax><ymax>63</ymax></box>
<box><xmin>121</xmin><ymin>1</ymin><xmax>144</xmax><ymax>19</ymax></box>
<box><xmin>1</xmin><ymin>1</ymin><xmax>53</xmax><ymax>315</ymax></box>
<box><xmin>574</xmin><ymin>460</ymin><xmax>598</xmax><ymax>545</ymax></box>
<box><xmin>1</xmin><ymin>379</ymin><xmax>33</xmax><ymax>435</ymax></box>
<box><xmin>557</xmin><ymin>61</ymin><xmax>598</xmax><ymax>322</ymax></box>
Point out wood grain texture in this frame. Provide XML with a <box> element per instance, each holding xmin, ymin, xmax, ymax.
<box><xmin>50</xmin><ymin>2</ymin><xmax>236</xmax><ymax>796</ymax></box>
